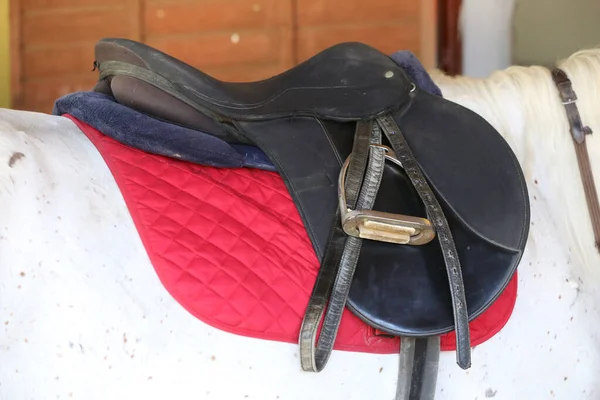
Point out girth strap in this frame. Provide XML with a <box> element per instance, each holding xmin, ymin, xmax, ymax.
<box><xmin>551</xmin><ymin>68</ymin><xmax>600</xmax><ymax>252</ymax></box>
<box><xmin>396</xmin><ymin>337</ymin><xmax>441</xmax><ymax>400</ymax></box>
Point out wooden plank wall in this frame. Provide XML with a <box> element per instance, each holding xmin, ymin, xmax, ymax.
<box><xmin>0</xmin><ymin>0</ymin><xmax>10</xmax><ymax>108</ymax></box>
<box><xmin>10</xmin><ymin>0</ymin><xmax>436</xmax><ymax>113</ymax></box>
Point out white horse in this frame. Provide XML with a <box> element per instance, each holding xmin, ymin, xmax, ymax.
<box><xmin>1</xmin><ymin>47</ymin><xmax>599</xmax><ymax>400</ymax></box>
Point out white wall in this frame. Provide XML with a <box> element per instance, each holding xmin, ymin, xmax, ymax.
<box><xmin>460</xmin><ymin>0</ymin><xmax>516</xmax><ymax>77</ymax></box>
<box><xmin>512</xmin><ymin>0</ymin><xmax>600</xmax><ymax>67</ymax></box>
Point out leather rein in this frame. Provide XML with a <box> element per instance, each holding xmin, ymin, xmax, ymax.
<box><xmin>551</xmin><ymin>68</ymin><xmax>600</xmax><ymax>252</ymax></box>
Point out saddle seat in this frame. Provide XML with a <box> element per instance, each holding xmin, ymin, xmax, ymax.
<box><xmin>93</xmin><ymin>38</ymin><xmax>530</xmax><ymax>340</ymax></box>
<box><xmin>95</xmin><ymin>38</ymin><xmax>411</xmax><ymax>126</ymax></box>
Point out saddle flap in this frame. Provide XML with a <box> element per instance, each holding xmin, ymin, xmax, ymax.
<box><xmin>345</xmin><ymin>88</ymin><xmax>529</xmax><ymax>337</ymax></box>
<box><xmin>396</xmin><ymin>88</ymin><xmax>530</xmax><ymax>252</ymax></box>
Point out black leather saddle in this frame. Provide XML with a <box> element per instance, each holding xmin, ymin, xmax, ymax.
<box><xmin>92</xmin><ymin>38</ymin><xmax>530</xmax><ymax>400</ymax></box>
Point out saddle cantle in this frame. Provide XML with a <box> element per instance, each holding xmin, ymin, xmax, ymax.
<box><xmin>92</xmin><ymin>38</ymin><xmax>530</xmax><ymax>399</ymax></box>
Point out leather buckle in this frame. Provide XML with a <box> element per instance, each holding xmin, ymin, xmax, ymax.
<box><xmin>556</xmin><ymin>81</ymin><xmax>578</xmax><ymax>104</ymax></box>
<box><xmin>338</xmin><ymin>145</ymin><xmax>436</xmax><ymax>245</ymax></box>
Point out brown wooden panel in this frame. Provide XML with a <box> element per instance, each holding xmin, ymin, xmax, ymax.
<box><xmin>22</xmin><ymin>0</ymin><xmax>122</xmax><ymax>11</ymax></box>
<box><xmin>22</xmin><ymin>8</ymin><xmax>131</xmax><ymax>45</ymax></box>
<box><xmin>21</xmin><ymin>75</ymin><xmax>97</xmax><ymax>112</ymax></box>
<box><xmin>145</xmin><ymin>0</ymin><xmax>292</xmax><ymax>36</ymax></box>
<box><xmin>14</xmin><ymin>0</ymin><xmax>143</xmax><ymax>111</ymax></box>
<box><xmin>420</xmin><ymin>0</ymin><xmax>438</xmax><ymax>70</ymax></box>
<box><xmin>298</xmin><ymin>22</ymin><xmax>420</xmax><ymax>62</ymax></box>
<box><xmin>11</xmin><ymin>0</ymin><xmax>437</xmax><ymax>112</ymax></box>
<box><xmin>297</xmin><ymin>0</ymin><xmax>419</xmax><ymax>25</ymax></box>
<box><xmin>10</xmin><ymin>0</ymin><xmax>23</xmax><ymax>108</ymax></box>
<box><xmin>23</xmin><ymin>44</ymin><xmax>95</xmax><ymax>79</ymax></box>
<box><xmin>147</xmin><ymin>29</ymin><xmax>291</xmax><ymax>70</ymax></box>
<box><xmin>201</xmin><ymin>63</ymin><xmax>291</xmax><ymax>82</ymax></box>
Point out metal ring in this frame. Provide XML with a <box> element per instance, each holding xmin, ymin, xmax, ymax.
<box><xmin>338</xmin><ymin>146</ymin><xmax>404</xmax><ymax>217</ymax></box>
<box><xmin>369</xmin><ymin>143</ymin><xmax>397</xmax><ymax>159</ymax></box>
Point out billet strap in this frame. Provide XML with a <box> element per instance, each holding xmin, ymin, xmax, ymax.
<box><xmin>299</xmin><ymin>121</ymin><xmax>386</xmax><ymax>371</ymax></box>
<box><xmin>378</xmin><ymin>114</ymin><xmax>471</xmax><ymax>369</ymax></box>
<box><xmin>551</xmin><ymin>68</ymin><xmax>600</xmax><ymax>252</ymax></box>
<box><xmin>396</xmin><ymin>337</ymin><xmax>441</xmax><ymax>400</ymax></box>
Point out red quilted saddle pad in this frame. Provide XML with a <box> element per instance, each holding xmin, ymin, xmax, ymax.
<box><xmin>66</xmin><ymin>115</ymin><xmax>518</xmax><ymax>354</ymax></box>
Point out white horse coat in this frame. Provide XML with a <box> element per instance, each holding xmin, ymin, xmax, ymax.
<box><xmin>1</xmin><ymin>49</ymin><xmax>599</xmax><ymax>400</ymax></box>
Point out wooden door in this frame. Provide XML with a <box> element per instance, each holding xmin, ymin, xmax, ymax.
<box><xmin>10</xmin><ymin>0</ymin><xmax>438</xmax><ymax>113</ymax></box>
<box><xmin>437</xmin><ymin>0</ymin><xmax>461</xmax><ymax>75</ymax></box>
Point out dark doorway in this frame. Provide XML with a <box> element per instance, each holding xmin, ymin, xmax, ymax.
<box><xmin>438</xmin><ymin>0</ymin><xmax>462</xmax><ymax>75</ymax></box>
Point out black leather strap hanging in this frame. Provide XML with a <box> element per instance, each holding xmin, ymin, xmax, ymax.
<box><xmin>378</xmin><ymin>114</ymin><xmax>471</xmax><ymax>370</ymax></box>
<box><xmin>299</xmin><ymin>121</ymin><xmax>387</xmax><ymax>372</ymax></box>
